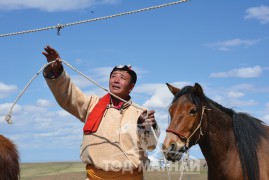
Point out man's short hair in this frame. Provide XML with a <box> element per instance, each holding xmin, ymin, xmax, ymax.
<box><xmin>110</xmin><ymin>65</ymin><xmax>137</xmax><ymax>84</ymax></box>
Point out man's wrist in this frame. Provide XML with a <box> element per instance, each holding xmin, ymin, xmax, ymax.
<box><xmin>43</xmin><ymin>65</ymin><xmax>63</xmax><ymax>79</ymax></box>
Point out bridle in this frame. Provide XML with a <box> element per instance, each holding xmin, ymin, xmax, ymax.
<box><xmin>166</xmin><ymin>106</ymin><xmax>208</xmax><ymax>148</ymax></box>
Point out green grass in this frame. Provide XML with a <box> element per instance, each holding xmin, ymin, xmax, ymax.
<box><xmin>20</xmin><ymin>161</ymin><xmax>208</xmax><ymax>180</ymax></box>
<box><xmin>20</xmin><ymin>162</ymin><xmax>86</xmax><ymax>180</ymax></box>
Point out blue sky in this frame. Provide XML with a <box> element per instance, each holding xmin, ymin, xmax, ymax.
<box><xmin>0</xmin><ymin>0</ymin><xmax>268</xmax><ymax>163</ymax></box>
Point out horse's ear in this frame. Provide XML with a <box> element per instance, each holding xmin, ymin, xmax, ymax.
<box><xmin>166</xmin><ymin>83</ymin><xmax>180</xmax><ymax>96</ymax></box>
<box><xmin>193</xmin><ymin>83</ymin><xmax>204</xmax><ymax>97</ymax></box>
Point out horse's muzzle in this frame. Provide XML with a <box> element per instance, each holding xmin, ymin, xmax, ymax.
<box><xmin>163</xmin><ymin>143</ymin><xmax>187</xmax><ymax>162</ymax></box>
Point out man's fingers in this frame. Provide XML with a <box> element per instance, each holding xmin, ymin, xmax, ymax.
<box><xmin>44</xmin><ymin>45</ymin><xmax>59</xmax><ymax>55</ymax></box>
<box><xmin>147</xmin><ymin>110</ymin><xmax>155</xmax><ymax>117</ymax></box>
<box><xmin>144</xmin><ymin>118</ymin><xmax>155</xmax><ymax>123</ymax></box>
<box><xmin>140</xmin><ymin>110</ymin><xmax>147</xmax><ymax>118</ymax></box>
<box><xmin>45</xmin><ymin>45</ymin><xmax>53</xmax><ymax>51</ymax></box>
<box><xmin>43</xmin><ymin>45</ymin><xmax>61</xmax><ymax>63</ymax></box>
<box><xmin>143</xmin><ymin>122</ymin><xmax>156</xmax><ymax>126</ymax></box>
<box><xmin>42</xmin><ymin>52</ymin><xmax>48</xmax><ymax>57</ymax></box>
<box><xmin>147</xmin><ymin>113</ymin><xmax>155</xmax><ymax>119</ymax></box>
<box><xmin>141</xmin><ymin>118</ymin><xmax>156</xmax><ymax>126</ymax></box>
<box><xmin>44</xmin><ymin>46</ymin><xmax>50</xmax><ymax>53</ymax></box>
<box><xmin>141</xmin><ymin>110</ymin><xmax>155</xmax><ymax>118</ymax></box>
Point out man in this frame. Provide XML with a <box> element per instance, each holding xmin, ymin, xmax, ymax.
<box><xmin>42</xmin><ymin>45</ymin><xmax>160</xmax><ymax>180</ymax></box>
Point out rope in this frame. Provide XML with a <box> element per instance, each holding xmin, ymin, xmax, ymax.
<box><xmin>151</xmin><ymin>126</ymin><xmax>171</xmax><ymax>180</ymax></box>
<box><xmin>178</xmin><ymin>151</ymin><xmax>190</xmax><ymax>180</ymax></box>
<box><xmin>0</xmin><ymin>0</ymin><xmax>189</xmax><ymax>38</ymax></box>
<box><xmin>5</xmin><ymin>61</ymin><xmax>54</xmax><ymax>124</ymax></box>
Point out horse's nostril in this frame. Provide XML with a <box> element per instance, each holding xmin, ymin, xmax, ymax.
<box><xmin>168</xmin><ymin>142</ymin><xmax>177</xmax><ymax>152</ymax></box>
<box><xmin>179</xmin><ymin>146</ymin><xmax>188</xmax><ymax>153</ymax></box>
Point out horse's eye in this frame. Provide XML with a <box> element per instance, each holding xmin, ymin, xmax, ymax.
<box><xmin>189</xmin><ymin>108</ymin><xmax>197</xmax><ymax>115</ymax></box>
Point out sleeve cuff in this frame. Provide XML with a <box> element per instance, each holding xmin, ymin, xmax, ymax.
<box><xmin>43</xmin><ymin>66</ymin><xmax>63</xmax><ymax>79</ymax></box>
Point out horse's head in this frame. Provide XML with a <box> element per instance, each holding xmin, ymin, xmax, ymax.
<box><xmin>162</xmin><ymin>83</ymin><xmax>207</xmax><ymax>162</ymax></box>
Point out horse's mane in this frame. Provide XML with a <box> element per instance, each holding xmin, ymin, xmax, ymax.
<box><xmin>173</xmin><ymin>85</ymin><xmax>269</xmax><ymax>180</ymax></box>
<box><xmin>0</xmin><ymin>135</ymin><xmax>20</xmax><ymax>180</ymax></box>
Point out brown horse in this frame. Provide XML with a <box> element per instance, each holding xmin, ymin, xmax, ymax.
<box><xmin>162</xmin><ymin>83</ymin><xmax>269</xmax><ymax>180</ymax></box>
<box><xmin>0</xmin><ymin>135</ymin><xmax>20</xmax><ymax>180</ymax></box>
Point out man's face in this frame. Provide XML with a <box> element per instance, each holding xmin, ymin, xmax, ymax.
<box><xmin>109</xmin><ymin>70</ymin><xmax>135</xmax><ymax>100</ymax></box>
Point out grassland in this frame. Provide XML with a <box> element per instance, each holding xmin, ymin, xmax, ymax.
<box><xmin>20</xmin><ymin>161</ymin><xmax>208</xmax><ymax>180</ymax></box>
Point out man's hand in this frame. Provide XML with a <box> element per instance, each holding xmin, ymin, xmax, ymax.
<box><xmin>42</xmin><ymin>45</ymin><xmax>63</xmax><ymax>76</ymax></box>
<box><xmin>138</xmin><ymin>110</ymin><xmax>157</xmax><ymax>130</ymax></box>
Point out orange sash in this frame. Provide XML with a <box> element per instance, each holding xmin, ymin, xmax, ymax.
<box><xmin>83</xmin><ymin>93</ymin><xmax>110</xmax><ymax>134</ymax></box>
<box><xmin>86</xmin><ymin>164</ymin><xmax>143</xmax><ymax>180</ymax></box>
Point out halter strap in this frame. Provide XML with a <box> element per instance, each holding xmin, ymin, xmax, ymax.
<box><xmin>166</xmin><ymin>106</ymin><xmax>207</xmax><ymax>148</ymax></box>
<box><xmin>165</xmin><ymin>129</ymin><xmax>187</xmax><ymax>140</ymax></box>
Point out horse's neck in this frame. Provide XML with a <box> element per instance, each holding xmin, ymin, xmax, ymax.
<box><xmin>199</xmin><ymin>108</ymin><xmax>237</xmax><ymax>167</ymax></box>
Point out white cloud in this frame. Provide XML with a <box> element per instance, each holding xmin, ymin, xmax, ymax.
<box><xmin>23</xmin><ymin>105</ymin><xmax>47</xmax><ymax>114</ymax></box>
<box><xmin>74</xmin><ymin>58</ymin><xmax>83</xmax><ymax>66</ymax></box>
<box><xmin>1</xmin><ymin>102</ymin><xmax>84</xmax><ymax>151</ymax></box>
<box><xmin>141</xmin><ymin>82</ymin><xmax>191</xmax><ymax>109</ymax></box>
<box><xmin>204</xmin><ymin>38</ymin><xmax>260</xmax><ymax>51</ymax></box>
<box><xmin>92</xmin><ymin>67</ymin><xmax>113</xmax><ymax>83</ymax></box>
<box><xmin>230</xmin><ymin>99</ymin><xmax>257</xmax><ymax>107</ymax></box>
<box><xmin>0</xmin><ymin>82</ymin><xmax>17</xmax><ymax>99</ymax></box>
<box><xmin>57</xmin><ymin>110</ymin><xmax>71</xmax><ymax>117</ymax></box>
<box><xmin>263</xmin><ymin>102</ymin><xmax>269</xmax><ymax>124</ymax></box>
<box><xmin>134</xmin><ymin>83</ymin><xmax>164</xmax><ymax>95</ymax></box>
<box><xmin>266</xmin><ymin>102</ymin><xmax>269</xmax><ymax>109</ymax></box>
<box><xmin>71</xmin><ymin>74</ymin><xmax>95</xmax><ymax>89</ymax></box>
<box><xmin>227</xmin><ymin>91</ymin><xmax>245</xmax><ymax>99</ymax></box>
<box><xmin>229</xmin><ymin>84</ymin><xmax>255</xmax><ymax>91</ymax></box>
<box><xmin>0</xmin><ymin>0</ymin><xmax>120</xmax><ymax>12</ymax></box>
<box><xmin>70</xmin><ymin>66</ymin><xmax>112</xmax><ymax>89</ymax></box>
<box><xmin>84</xmin><ymin>88</ymin><xmax>107</xmax><ymax>97</ymax></box>
<box><xmin>210</xmin><ymin>66</ymin><xmax>262</xmax><ymax>78</ymax></box>
<box><xmin>0</xmin><ymin>103</ymin><xmax>22</xmax><ymax>115</ymax></box>
<box><xmin>263</xmin><ymin>115</ymin><xmax>269</xmax><ymax>125</ymax></box>
<box><xmin>264</xmin><ymin>115</ymin><xmax>269</xmax><ymax>120</ymax></box>
<box><xmin>143</xmin><ymin>86</ymin><xmax>172</xmax><ymax>109</ymax></box>
<box><xmin>36</xmin><ymin>99</ymin><xmax>53</xmax><ymax>107</ymax></box>
<box><xmin>245</xmin><ymin>5</ymin><xmax>269</xmax><ymax>24</ymax></box>
<box><xmin>135</xmin><ymin>82</ymin><xmax>191</xmax><ymax>95</ymax></box>
<box><xmin>210</xmin><ymin>95</ymin><xmax>257</xmax><ymax>109</ymax></box>
<box><xmin>211</xmin><ymin>95</ymin><xmax>225</xmax><ymax>105</ymax></box>
<box><xmin>200</xmin><ymin>84</ymin><xmax>262</xmax><ymax>109</ymax></box>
